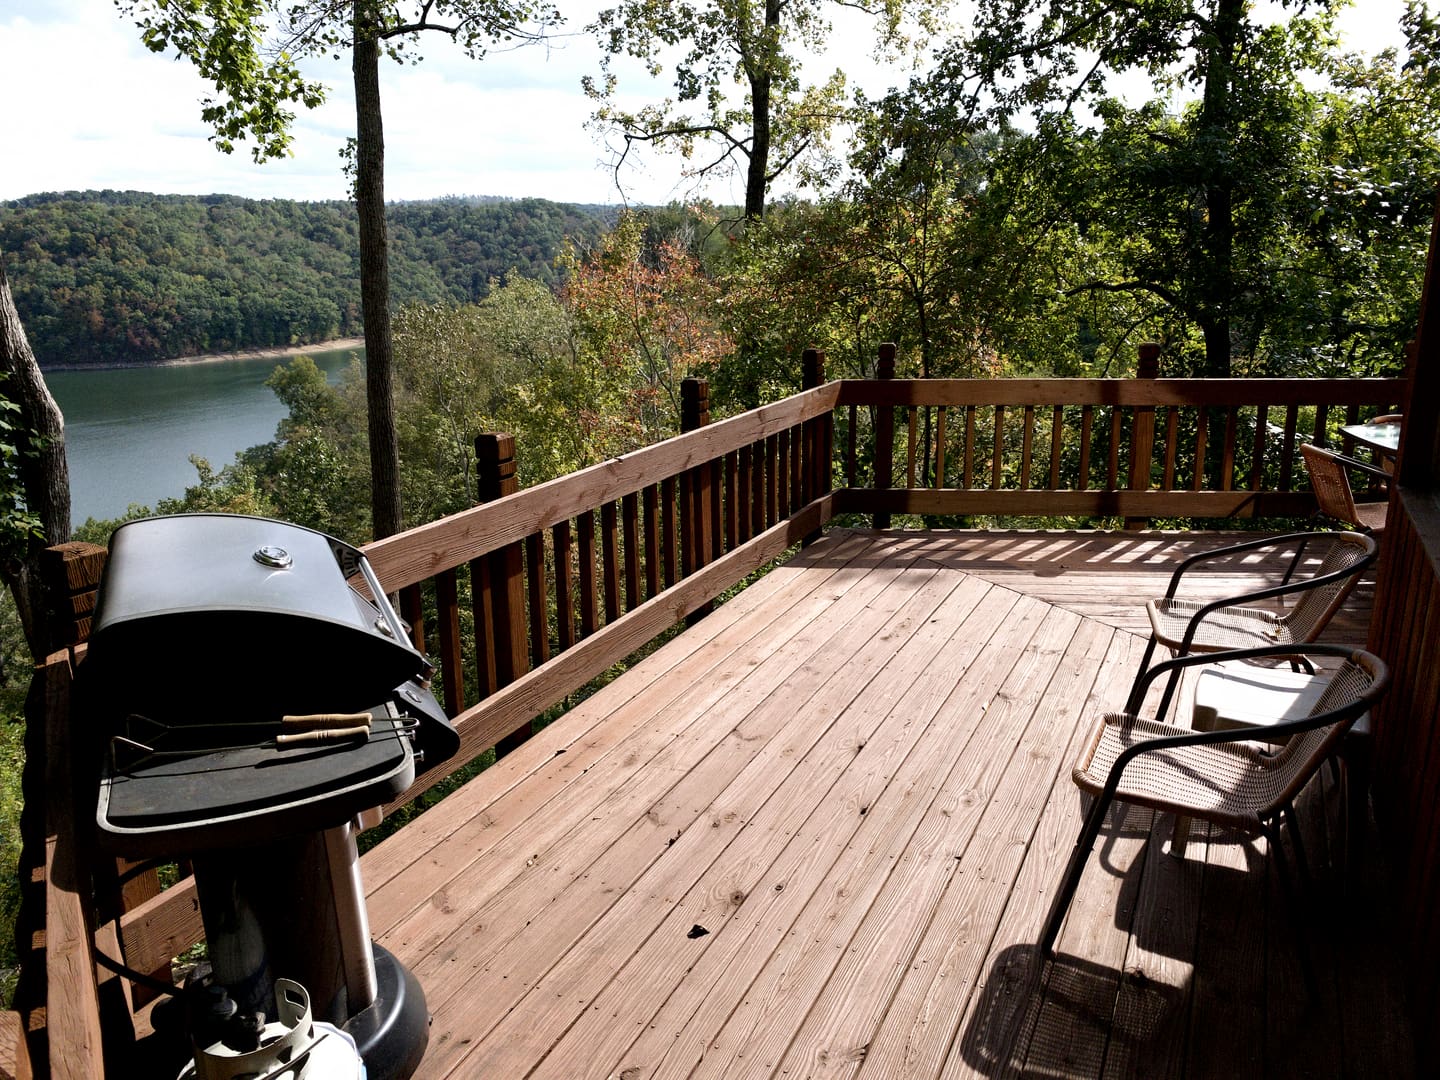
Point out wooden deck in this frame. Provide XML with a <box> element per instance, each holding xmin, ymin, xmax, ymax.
<box><xmin>359</xmin><ymin>528</ymin><xmax>1409</xmax><ymax>1079</ymax></box>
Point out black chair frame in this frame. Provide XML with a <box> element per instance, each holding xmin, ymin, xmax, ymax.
<box><xmin>1040</xmin><ymin>643</ymin><xmax>1388</xmax><ymax>988</ymax></box>
<box><xmin>1133</xmin><ymin>531</ymin><xmax>1378</xmax><ymax>721</ymax></box>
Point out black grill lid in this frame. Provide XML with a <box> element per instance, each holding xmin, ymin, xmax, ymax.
<box><xmin>85</xmin><ymin>514</ymin><xmax>431</xmax><ymax>718</ymax></box>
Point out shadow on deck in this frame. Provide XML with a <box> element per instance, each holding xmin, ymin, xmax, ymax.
<box><xmin>359</xmin><ymin>528</ymin><xmax>1406</xmax><ymax>1079</ymax></box>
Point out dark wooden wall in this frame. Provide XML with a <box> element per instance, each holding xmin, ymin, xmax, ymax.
<box><xmin>1368</xmin><ymin>191</ymin><xmax>1440</xmax><ymax>1070</ymax></box>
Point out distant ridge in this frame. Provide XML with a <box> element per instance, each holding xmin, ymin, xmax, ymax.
<box><xmin>0</xmin><ymin>190</ymin><xmax>613</xmax><ymax>367</ymax></box>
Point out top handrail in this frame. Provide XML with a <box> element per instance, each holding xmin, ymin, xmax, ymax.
<box><xmin>834</xmin><ymin>376</ymin><xmax>1406</xmax><ymax>408</ymax></box>
<box><xmin>363</xmin><ymin>382</ymin><xmax>840</xmax><ymax>591</ymax></box>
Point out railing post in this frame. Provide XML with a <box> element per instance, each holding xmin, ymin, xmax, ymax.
<box><xmin>681</xmin><ymin>378</ymin><xmax>713</xmax><ymax>623</ymax></box>
<box><xmin>476</xmin><ymin>432</ymin><xmax>531</xmax><ymax>756</ymax></box>
<box><xmin>874</xmin><ymin>343</ymin><xmax>896</xmax><ymax>530</ymax></box>
<box><xmin>1125</xmin><ymin>342</ymin><xmax>1161</xmax><ymax>530</ymax></box>
<box><xmin>802</xmin><ymin>349</ymin><xmax>829</xmax><ymax>545</ymax></box>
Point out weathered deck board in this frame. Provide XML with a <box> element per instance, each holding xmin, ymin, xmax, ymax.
<box><xmin>897</xmin><ymin>528</ymin><xmax>1375</xmax><ymax>647</ymax></box>
<box><xmin>357</xmin><ymin>527</ymin><xmax>1405</xmax><ymax>1079</ymax></box>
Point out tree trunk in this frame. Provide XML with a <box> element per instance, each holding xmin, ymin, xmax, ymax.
<box><xmin>354</xmin><ymin>1</ymin><xmax>403</xmax><ymax>540</ymax></box>
<box><xmin>743</xmin><ymin>0</ymin><xmax>782</xmax><ymax>220</ymax></box>
<box><xmin>0</xmin><ymin>253</ymin><xmax>72</xmax><ymax>657</ymax></box>
<box><xmin>1196</xmin><ymin>0</ymin><xmax>1244</xmax><ymax>378</ymax></box>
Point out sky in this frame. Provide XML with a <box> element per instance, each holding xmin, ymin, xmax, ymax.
<box><xmin>0</xmin><ymin>0</ymin><xmax>1419</xmax><ymax>209</ymax></box>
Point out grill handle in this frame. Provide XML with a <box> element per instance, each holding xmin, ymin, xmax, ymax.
<box><xmin>355</xmin><ymin>555</ymin><xmax>418</xmax><ymax>659</ymax></box>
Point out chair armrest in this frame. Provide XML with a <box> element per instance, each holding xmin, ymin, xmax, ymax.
<box><xmin>1160</xmin><ymin>531</ymin><xmax>1336</xmax><ymax>599</ymax></box>
<box><xmin>1122</xmin><ymin>642</ymin><xmax>1361</xmax><ymax>714</ymax></box>
<box><xmin>1332</xmin><ymin>451</ymin><xmax>1391</xmax><ymax>483</ymax></box>
<box><xmin>1103</xmin><ymin>647</ymin><xmax>1386</xmax><ymax>803</ymax></box>
<box><xmin>1166</xmin><ymin>535</ymin><xmax>1377</xmax><ymax>655</ymax></box>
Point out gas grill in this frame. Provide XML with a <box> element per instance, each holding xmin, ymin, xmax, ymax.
<box><xmin>80</xmin><ymin>514</ymin><xmax>459</xmax><ymax>1079</ymax></box>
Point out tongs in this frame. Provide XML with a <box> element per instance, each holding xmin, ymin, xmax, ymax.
<box><xmin>109</xmin><ymin>711</ymin><xmax>409</xmax><ymax>771</ymax></box>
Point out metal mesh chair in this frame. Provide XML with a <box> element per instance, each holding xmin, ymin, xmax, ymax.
<box><xmin>1039</xmin><ymin>644</ymin><xmax>1389</xmax><ymax>971</ymax></box>
<box><xmin>1300</xmin><ymin>443</ymin><xmax>1389</xmax><ymax>535</ymax></box>
<box><xmin>1136</xmin><ymin>531</ymin><xmax>1377</xmax><ymax>720</ymax></box>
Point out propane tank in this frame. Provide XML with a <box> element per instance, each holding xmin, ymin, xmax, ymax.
<box><xmin>177</xmin><ymin>979</ymin><xmax>365</xmax><ymax>1080</ymax></box>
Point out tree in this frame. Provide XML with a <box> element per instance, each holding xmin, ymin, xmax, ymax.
<box><xmin>0</xmin><ymin>254</ymin><xmax>71</xmax><ymax>658</ymax></box>
<box><xmin>926</xmin><ymin>0</ymin><xmax>1440</xmax><ymax>377</ymax></box>
<box><xmin>561</xmin><ymin>212</ymin><xmax>732</xmax><ymax>441</ymax></box>
<box><xmin>585</xmin><ymin>0</ymin><xmax>938</xmax><ymax>220</ymax></box>
<box><xmin>118</xmin><ymin>0</ymin><xmax>561</xmax><ymax>538</ymax></box>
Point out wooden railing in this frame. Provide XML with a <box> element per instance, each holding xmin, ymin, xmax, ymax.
<box><xmin>24</xmin><ymin>345</ymin><xmax>1411</xmax><ymax>1076</ymax></box>
<box><xmin>362</xmin><ymin>358</ymin><xmax>838</xmax><ymax>804</ymax></box>
<box><xmin>834</xmin><ymin>342</ymin><xmax>1405</xmax><ymax>523</ymax></box>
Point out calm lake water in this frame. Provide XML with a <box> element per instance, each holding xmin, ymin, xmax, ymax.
<box><xmin>45</xmin><ymin>346</ymin><xmax>362</xmax><ymax>524</ymax></box>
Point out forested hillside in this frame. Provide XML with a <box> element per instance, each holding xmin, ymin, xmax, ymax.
<box><xmin>0</xmin><ymin>191</ymin><xmax>611</xmax><ymax>367</ymax></box>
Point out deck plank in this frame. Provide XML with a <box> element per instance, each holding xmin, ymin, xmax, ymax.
<box><xmin>466</xmin><ymin>573</ymin><xmax>1000</xmax><ymax>1079</ymax></box>
<box><xmin>665</xmin><ymin>593</ymin><xmax>1057</xmax><ymax>1079</ymax></box>
<box><xmin>360</xmin><ymin>528</ymin><xmax>1405</xmax><ymax>1080</ymax></box>
<box><xmin>774</xmin><ymin>604</ymin><xmax>1095</xmax><ymax>1080</ymax></box>
<box><xmin>406</xmin><ymin>544</ymin><xmax>949</xmax><ymax>1072</ymax></box>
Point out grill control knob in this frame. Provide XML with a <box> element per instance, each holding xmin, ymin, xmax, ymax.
<box><xmin>253</xmin><ymin>546</ymin><xmax>293</xmax><ymax>569</ymax></box>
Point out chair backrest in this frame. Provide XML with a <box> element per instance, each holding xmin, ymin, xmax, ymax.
<box><xmin>1283</xmin><ymin>531</ymin><xmax>1376</xmax><ymax>642</ymax></box>
<box><xmin>1264</xmin><ymin>648</ymin><xmax>1388</xmax><ymax>811</ymax></box>
<box><xmin>1301</xmin><ymin>443</ymin><xmax>1363</xmax><ymax>527</ymax></box>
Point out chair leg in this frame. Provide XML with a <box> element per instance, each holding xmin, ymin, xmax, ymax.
<box><xmin>1280</xmin><ymin>537</ymin><xmax>1309</xmax><ymax>589</ymax></box>
<box><xmin>1267</xmin><ymin>817</ymin><xmax>1319</xmax><ymax>999</ymax></box>
<box><xmin>1040</xmin><ymin>789</ymin><xmax>1115</xmax><ymax>956</ymax></box>
<box><xmin>1153</xmin><ymin>665</ymin><xmax>1184</xmax><ymax>724</ymax></box>
<box><xmin>1127</xmin><ymin>635</ymin><xmax>1160</xmax><ymax>709</ymax></box>
<box><xmin>1283</xmin><ymin>800</ymin><xmax>1313</xmax><ymax>894</ymax></box>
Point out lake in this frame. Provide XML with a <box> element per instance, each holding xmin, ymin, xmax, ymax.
<box><xmin>45</xmin><ymin>346</ymin><xmax>362</xmax><ymax>524</ymax></box>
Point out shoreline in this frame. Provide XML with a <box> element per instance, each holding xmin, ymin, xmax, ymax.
<box><xmin>42</xmin><ymin>337</ymin><xmax>365</xmax><ymax>372</ymax></box>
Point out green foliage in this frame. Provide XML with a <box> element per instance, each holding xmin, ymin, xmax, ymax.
<box><xmin>0</xmin><ymin>192</ymin><xmax>610</xmax><ymax>368</ymax></box>
<box><xmin>117</xmin><ymin>0</ymin><xmax>326</xmax><ymax>162</ymax></box>
<box><xmin>0</xmin><ymin>713</ymin><xmax>22</xmax><ymax>1007</ymax></box>
<box><xmin>0</xmin><ymin>376</ymin><xmax>44</xmax><ymax>568</ymax></box>
<box><xmin>852</xmin><ymin>0</ymin><xmax>1440</xmax><ymax>378</ymax></box>
<box><xmin>585</xmin><ymin>0</ymin><xmax>941</xmax><ymax>215</ymax></box>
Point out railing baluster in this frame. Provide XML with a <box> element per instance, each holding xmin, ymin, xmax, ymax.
<box><xmin>963</xmin><ymin>405</ymin><xmax>976</xmax><ymax>489</ymax></box>
<box><xmin>1050</xmin><ymin>406</ymin><xmax>1063</xmax><ymax>490</ymax></box>
<box><xmin>1107</xmin><ymin>407</ymin><xmax>1121</xmax><ymax>490</ymax></box>
<box><xmin>1021</xmin><ymin>405</ymin><xmax>1034</xmax><ymax>490</ymax></box>
<box><xmin>661</xmin><ymin>476</ymin><xmax>679</xmax><ymax>588</ymax></box>
<box><xmin>935</xmin><ymin>407</ymin><xmax>948</xmax><ymax>489</ymax></box>
<box><xmin>751</xmin><ymin>438</ymin><xmax>766</xmax><ymax>531</ymax></box>
<box><xmin>766</xmin><ymin>434</ymin><xmax>780</xmax><ymax>525</ymax></box>
<box><xmin>907</xmin><ymin>406</ymin><xmax>919</xmax><ymax>489</ymax></box>
<box><xmin>578</xmin><ymin>509</ymin><xmax>599</xmax><ymax>637</ymax></box>
<box><xmin>553</xmin><ymin>520</ymin><xmax>575</xmax><ymax>651</ymax></box>
<box><xmin>1079</xmin><ymin>406</ymin><xmax>1094</xmax><ymax>489</ymax></box>
<box><xmin>526</xmin><ymin>532</ymin><xmax>549</xmax><ymax>666</ymax></box>
<box><xmin>873</xmin><ymin>344</ymin><xmax>896</xmax><ymax>529</ymax></box>
<box><xmin>778</xmin><ymin>428</ymin><xmax>791</xmax><ymax>516</ymax></box>
<box><xmin>737</xmin><ymin>444</ymin><xmax>753</xmax><ymax>542</ymax></box>
<box><xmin>1250</xmin><ymin>405</ymin><xmax>1269</xmax><ymax>492</ymax></box>
<box><xmin>471</xmin><ymin>555</ymin><xmax>496</xmax><ymax>697</ymax></box>
<box><xmin>710</xmin><ymin>455</ymin><xmax>724</xmax><ymax>559</ymax></box>
<box><xmin>1221</xmin><ymin>407</ymin><xmax>1239</xmax><ymax>491</ymax></box>
<box><xmin>436</xmin><ymin>567</ymin><xmax>464</xmax><ymax>715</ymax></box>
<box><xmin>1281</xmin><ymin>404</ymin><xmax>1300</xmax><ymax>489</ymax></box>
<box><xmin>622</xmin><ymin>493</ymin><xmax>641</xmax><ymax>612</ymax></box>
<box><xmin>991</xmin><ymin>405</ymin><xmax>1005</xmax><ymax>489</ymax></box>
<box><xmin>1163</xmin><ymin>407</ymin><xmax>1179</xmax><ymax>490</ymax></box>
<box><xmin>601</xmin><ymin>500</ymin><xmax>621</xmax><ymax>622</ymax></box>
<box><xmin>846</xmin><ymin>405</ymin><xmax>857</xmax><ymax>489</ymax></box>
<box><xmin>643</xmin><ymin>485</ymin><xmax>661</xmax><ymax>599</ymax></box>
<box><xmin>723</xmin><ymin>453</ymin><xmax>738</xmax><ymax>552</ymax></box>
<box><xmin>1193</xmin><ymin>408</ymin><xmax>1209</xmax><ymax>491</ymax></box>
